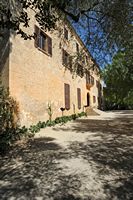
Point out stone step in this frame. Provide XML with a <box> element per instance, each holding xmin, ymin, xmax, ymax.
<box><xmin>85</xmin><ymin>107</ymin><xmax>100</xmax><ymax>116</ymax></box>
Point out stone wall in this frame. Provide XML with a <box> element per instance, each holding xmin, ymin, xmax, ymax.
<box><xmin>8</xmin><ymin>13</ymin><xmax>102</xmax><ymax>126</ymax></box>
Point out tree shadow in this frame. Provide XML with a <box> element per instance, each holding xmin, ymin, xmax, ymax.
<box><xmin>0</xmin><ymin>114</ymin><xmax>133</xmax><ymax>199</ymax></box>
<box><xmin>0</xmin><ymin>137</ymin><xmax>83</xmax><ymax>200</ymax></box>
<box><xmin>66</xmin><ymin>115</ymin><xmax>133</xmax><ymax>200</ymax></box>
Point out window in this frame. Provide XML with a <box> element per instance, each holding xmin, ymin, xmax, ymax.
<box><xmin>96</xmin><ymin>80</ymin><xmax>99</xmax><ymax>88</ymax></box>
<box><xmin>76</xmin><ymin>43</ymin><xmax>79</xmax><ymax>53</ymax></box>
<box><xmin>93</xmin><ymin>96</ymin><xmax>96</xmax><ymax>103</ymax></box>
<box><xmin>86</xmin><ymin>71</ymin><xmax>94</xmax><ymax>85</ymax></box>
<box><xmin>64</xmin><ymin>83</ymin><xmax>70</xmax><ymax>110</ymax></box>
<box><xmin>77</xmin><ymin>64</ymin><xmax>84</xmax><ymax>78</ymax></box>
<box><xmin>77</xmin><ymin>88</ymin><xmax>81</xmax><ymax>109</ymax></box>
<box><xmin>86</xmin><ymin>71</ymin><xmax>91</xmax><ymax>84</ymax></box>
<box><xmin>64</xmin><ymin>27</ymin><xmax>68</xmax><ymax>40</ymax></box>
<box><xmin>34</xmin><ymin>25</ymin><xmax>52</xmax><ymax>56</ymax></box>
<box><xmin>100</xmin><ymin>84</ymin><xmax>102</xmax><ymax>91</ymax></box>
<box><xmin>91</xmin><ymin>76</ymin><xmax>94</xmax><ymax>85</ymax></box>
<box><xmin>62</xmin><ymin>49</ymin><xmax>72</xmax><ymax>71</ymax></box>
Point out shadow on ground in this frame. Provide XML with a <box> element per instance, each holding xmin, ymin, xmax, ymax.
<box><xmin>0</xmin><ymin>112</ymin><xmax>133</xmax><ymax>200</ymax></box>
<box><xmin>0</xmin><ymin>137</ymin><xmax>83</xmax><ymax>200</ymax></box>
<box><xmin>67</xmin><ymin>113</ymin><xmax>133</xmax><ymax>200</ymax></box>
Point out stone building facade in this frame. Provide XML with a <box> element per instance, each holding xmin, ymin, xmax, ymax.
<box><xmin>0</xmin><ymin>14</ymin><xmax>103</xmax><ymax>126</ymax></box>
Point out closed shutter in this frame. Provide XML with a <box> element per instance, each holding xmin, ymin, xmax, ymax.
<box><xmin>62</xmin><ymin>49</ymin><xmax>65</xmax><ymax>65</ymax></box>
<box><xmin>62</xmin><ymin>49</ymin><xmax>68</xmax><ymax>66</ymax></box>
<box><xmin>48</xmin><ymin>36</ymin><xmax>52</xmax><ymax>56</ymax></box>
<box><xmin>86</xmin><ymin>71</ymin><xmax>90</xmax><ymax>84</ymax></box>
<box><xmin>77</xmin><ymin>88</ymin><xmax>81</xmax><ymax>109</ymax></box>
<box><xmin>64</xmin><ymin>83</ymin><xmax>70</xmax><ymax>110</ymax></box>
<box><xmin>34</xmin><ymin>25</ymin><xmax>40</xmax><ymax>48</ymax></box>
<box><xmin>64</xmin><ymin>28</ymin><xmax>68</xmax><ymax>40</ymax></box>
<box><xmin>69</xmin><ymin>56</ymin><xmax>73</xmax><ymax>72</ymax></box>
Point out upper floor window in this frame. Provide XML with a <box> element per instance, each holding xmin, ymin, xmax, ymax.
<box><xmin>86</xmin><ymin>71</ymin><xmax>94</xmax><ymax>85</ymax></box>
<box><xmin>77</xmin><ymin>64</ymin><xmax>84</xmax><ymax>78</ymax></box>
<box><xmin>62</xmin><ymin>49</ymin><xmax>72</xmax><ymax>71</ymax></box>
<box><xmin>91</xmin><ymin>76</ymin><xmax>94</xmax><ymax>85</ymax></box>
<box><xmin>64</xmin><ymin>27</ymin><xmax>68</xmax><ymax>40</ymax></box>
<box><xmin>86</xmin><ymin>71</ymin><xmax>91</xmax><ymax>84</ymax></box>
<box><xmin>34</xmin><ymin>25</ymin><xmax>52</xmax><ymax>56</ymax></box>
<box><xmin>76</xmin><ymin>43</ymin><xmax>79</xmax><ymax>53</ymax></box>
<box><xmin>96</xmin><ymin>80</ymin><xmax>99</xmax><ymax>88</ymax></box>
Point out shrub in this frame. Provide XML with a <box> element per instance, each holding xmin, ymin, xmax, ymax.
<box><xmin>29</xmin><ymin>125</ymin><xmax>40</xmax><ymax>134</ymax></box>
<box><xmin>37</xmin><ymin>121</ymin><xmax>46</xmax><ymax>129</ymax></box>
<box><xmin>55</xmin><ymin>117</ymin><xmax>63</xmax><ymax>124</ymax></box>
<box><xmin>77</xmin><ymin>112</ymin><xmax>87</xmax><ymax>118</ymax></box>
<box><xmin>71</xmin><ymin>114</ymin><xmax>78</xmax><ymax>120</ymax></box>
<box><xmin>45</xmin><ymin>120</ymin><xmax>55</xmax><ymax>127</ymax></box>
<box><xmin>0</xmin><ymin>83</ymin><xmax>19</xmax><ymax>152</ymax></box>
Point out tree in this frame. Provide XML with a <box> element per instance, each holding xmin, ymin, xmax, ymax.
<box><xmin>102</xmin><ymin>51</ymin><xmax>133</xmax><ymax>110</ymax></box>
<box><xmin>0</xmin><ymin>0</ymin><xmax>132</xmax><ymax>61</ymax></box>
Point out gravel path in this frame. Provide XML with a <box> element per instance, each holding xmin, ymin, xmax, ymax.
<box><xmin>0</xmin><ymin>111</ymin><xmax>133</xmax><ymax>200</ymax></box>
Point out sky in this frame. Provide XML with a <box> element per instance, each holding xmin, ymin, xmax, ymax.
<box><xmin>70</xmin><ymin>17</ymin><xmax>117</xmax><ymax>69</ymax></box>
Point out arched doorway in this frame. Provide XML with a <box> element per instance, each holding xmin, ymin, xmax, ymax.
<box><xmin>87</xmin><ymin>93</ymin><xmax>90</xmax><ymax>106</ymax></box>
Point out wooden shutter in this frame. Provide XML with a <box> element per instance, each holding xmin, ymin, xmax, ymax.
<box><xmin>62</xmin><ymin>49</ymin><xmax>65</xmax><ymax>65</ymax></box>
<box><xmin>76</xmin><ymin>43</ymin><xmax>79</xmax><ymax>52</ymax></box>
<box><xmin>86</xmin><ymin>71</ymin><xmax>90</xmax><ymax>84</ymax></box>
<box><xmin>47</xmin><ymin>36</ymin><xmax>52</xmax><ymax>56</ymax></box>
<box><xmin>64</xmin><ymin>27</ymin><xmax>68</xmax><ymax>40</ymax></box>
<box><xmin>62</xmin><ymin>49</ymin><xmax>68</xmax><ymax>66</ymax></box>
<box><xmin>77</xmin><ymin>88</ymin><xmax>81</xmax><ymax>109</ymax></box>
<box><xmin>64</xmin><ymin>83</ymin><xmax>70</xmax><ymax>110</ymax></box>
<box><xmin>34</xmin><ymin>25</ymin><xmax>40</xmax><ymax>48</ymax></box>
<box><xmin>69</xmin><ymin>56</ymin><xmax>73</xmax><ymax>72</ymax></box>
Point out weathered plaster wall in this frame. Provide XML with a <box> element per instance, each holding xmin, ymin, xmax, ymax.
<box><xmin>9</xmin><ymin>14</ymin><xmax>101</xmax><ymax>126</ymax></box>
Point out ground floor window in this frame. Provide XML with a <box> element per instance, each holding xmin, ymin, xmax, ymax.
<box><xmin>77</xmin><ymin>88</ymin><xmax>81</xmax><ymax>109</ymax></box>
<box><xmin>64</xmin><ymin>83</ymin><xmax>70</xmax><ymax>110</ymax></box>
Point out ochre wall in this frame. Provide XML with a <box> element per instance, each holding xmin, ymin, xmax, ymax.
<box><xmin>9</xmin><ymin>16</ymin><xmax>101</xmax><ymax>126</ymax></box>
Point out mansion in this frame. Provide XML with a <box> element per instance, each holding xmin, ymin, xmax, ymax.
<box><xmin>0</xmin><ymin>14</ymin><xmax>103</xmax><ymax>126</ymax></box>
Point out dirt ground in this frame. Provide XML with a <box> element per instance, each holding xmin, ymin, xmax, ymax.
<box><xmin>0</xmin><ymin>110</ymin><xmax>133</xmax><ymax>200</ymax></box>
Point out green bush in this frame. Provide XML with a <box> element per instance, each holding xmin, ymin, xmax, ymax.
<box><xmin>0</xmin><ymin>83</ymin><xmax>19</xmax><ymax>152</ymax></box>
<box><xmin>29</xmin><ymin>125</ymin><xmax>40</xmax><ymax>134</ymax></box>
<box><xmin>77</xmin><ymin>112</ymin><xmax>87</xmax><ymax>118</ymax></box>
<box><xmin>45</xmin><ymin>120</ymin><xmax>56</xmax><ymax>127</ymax></box>
<box><xmin>71</xmin><ymin>114</ymin><xmax>78</xmax><ymax>120</ymax></box>
<box><xmin>37</xmin><ymin>121</ymin><xmax>46</xmax><ymax>129</ymax></box>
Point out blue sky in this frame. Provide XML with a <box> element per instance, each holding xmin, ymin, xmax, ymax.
<box><xmin>71</xmin><ymin>18</ymin><xmax>118</xmax><ymax>69</ymax></box>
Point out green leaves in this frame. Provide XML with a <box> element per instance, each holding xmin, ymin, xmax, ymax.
<box><xmin>103</xmin><ymin>50</ymin><xmax>133</xmax><ymax>110</ymax></box>
<box><xmin>0</xmin><ymin>81</ymin><xmax>19</xmax><ymax>152</ymax></box>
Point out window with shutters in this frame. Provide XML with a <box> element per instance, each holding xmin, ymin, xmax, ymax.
<box><xmin>77</xmin><ymin>88</ymin><xmax>81</xmax><ymax>109</ymax></box>
<box><xmin>86</xmin><ymin>71</ymin><xmax>91</xmax><ymax>84</ymax></box>
<box><xmin>34</xmin><ymin>25</ymin><xmax>52</xmax><ymax>56</ymax></box>
<box><xmin>76</xmin><ymin>43</ymin><xmax>79</xmax><ymax>53</ymax></box>
<box><xmin>64</xmin><ymin>27</ymin><xmax>68</xmax><ymax>40</ymax></box>
<box><xmin>96</xmin><ymin>80</ymin><xmax>99</xmax><ymax>88</ymax></box>
<box><xmin>62</xmin><ymin>49</ymin><xmax>72</xmax><ymax>71</ymax></box>
<box><xmin>91</xmin><ymin>76</ymin><xmax>94</xmax><ymax>85</ymax></box>
<box><xmin>77</xmin><ymin>64</ymin><xmax>84</xmax><ymax>78</ymax></box>
<box><xmin>64</xmin><ymin>83</ymin><xmax>70</xmax><ymax>110</ymax></box>
<box><xmin>86</xmin><ymin>71</ymin><xmax>95</xmax><ymax>85</ymax></box>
